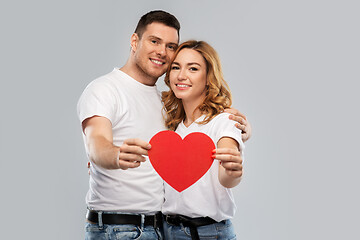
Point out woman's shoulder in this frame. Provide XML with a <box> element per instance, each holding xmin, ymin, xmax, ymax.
<box><xmin>203</xmin><ymin>112</ymin><xmax>237</xmax><ymax>132</ymax></box>
<box><xmin>210</xmin><ymin>112</ymin><xmax>232</xmax><ymax>123</ymax></box>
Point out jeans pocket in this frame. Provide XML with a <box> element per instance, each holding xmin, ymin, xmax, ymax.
<box><xmin>85</xmin><ymin>222</ymin><xmax>107</xmax><ymax>233</ymax></box>
<box><xmin>192</xmin><ymin>224</ymin><xmax>218</xmax><ymax>239</ymax></box>
<box><xmin>216</xmin><ymin>220</ymin><xmax>237</xmax><ymax>239</ymax></box>
<box><xmin>113</xmin><ymin>225</ymin><xmax>142</xmax><ymax>240</ymax></box>
<box><xmin>85</xmin><ymin>223</ymin><xmax>108</xmax><ymax>240</ymax></box>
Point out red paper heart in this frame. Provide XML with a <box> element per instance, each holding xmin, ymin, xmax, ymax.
<box><xmin>148</xmin><ymin>130</ymin><xmax>215</xmax><ymax>192</ymax></box>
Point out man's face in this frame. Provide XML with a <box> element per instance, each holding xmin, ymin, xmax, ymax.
<box><xmin>132</xmin><ymin>22</ymin><xmax>179</xmax><ymax>81</ymax></box>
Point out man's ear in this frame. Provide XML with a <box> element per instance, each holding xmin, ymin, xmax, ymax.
<box><xmin>130</xmin><ymin>33</ymin><xmax>139</xmax><ymax>52</ymax></box>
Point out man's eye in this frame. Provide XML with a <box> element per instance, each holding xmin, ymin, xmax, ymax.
<box><xmin>168</xmin><ymin>45</ymin><xmax>178</xmax><ymax>51</ymax></box>
<box><xmin>151</xmin><ymin>40</ymin><xmax>158</xmax><ymax>44</ymax></box>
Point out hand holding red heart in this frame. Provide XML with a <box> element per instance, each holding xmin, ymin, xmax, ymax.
<box><xmin>86</xmin><ymin>138</ymin><xmax>151</xmax><ymax>172</ymax></box>
<box><xmin>215</xmin><ymin>136</ymin><xmax>243</xmax><ymax>188</ymax></box>
<box><xmin>212</xmin><ymin>148</ymin><xmax>243</xmax><ymax>179</ymax></box>
<box><xmin>148</xmin><ymin>131</ymin><xmax>215</xmax><ymax>192</ymax></box>
<box><xmin>118</xmin><ymin>138</ymin><xmax>151</xmax><ymax>170</ymax></box>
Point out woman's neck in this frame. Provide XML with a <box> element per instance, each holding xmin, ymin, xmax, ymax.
<box><xmin>182</xmin><ymin>98</ymin><xmax>204</xmax><ymax>127</ymax></box>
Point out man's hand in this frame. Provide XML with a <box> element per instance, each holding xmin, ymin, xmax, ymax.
<box><xmin>117</xmin><ymin>138</ymin><xmax>151</xmax><ymax>170</ymax></box>
<box><xmin>224</xmin><ymin>108</ymin><xmax>252</xmax><ymax>142</ymax></box>
<box><xmin>83</xmin><ymin>116</ymin><xmax>151</xmax><ymax>170</ymax></box>
<box><xmin>86</xmin><ymin>138</ymin><xmax>150</xmax><ymax>171</ymax></box>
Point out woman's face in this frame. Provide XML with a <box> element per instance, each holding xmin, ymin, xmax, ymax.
<box><xmin>169</xmin><ymin>48</ymin><xmax>207</xmax><ymax>104</ymax></box>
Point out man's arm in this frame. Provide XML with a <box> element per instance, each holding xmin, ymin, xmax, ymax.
<box><xmin>83</xmin><ymin>116</ymin><xmax>150</xmax><ymax>170</ymax></box>
<box><xmin>224</xmin><ymin>108</ymin><xmax>252</xmax><ymax>142</ymax></box>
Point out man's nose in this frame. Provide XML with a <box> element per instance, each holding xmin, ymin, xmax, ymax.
<box><xmin>156</xmin><ymin>44</ymin><xmax>166</xmax><ymax>56</ymax></box>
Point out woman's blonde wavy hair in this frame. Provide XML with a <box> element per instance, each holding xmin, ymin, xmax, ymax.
<box><xmin>162</xmin><ymin>40</ymin><xmax>232</xmax><ymax>131</ymax></box>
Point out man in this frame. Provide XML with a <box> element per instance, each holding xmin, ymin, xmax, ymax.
<box><xmin>77</xmin><ymin>10</ymin><xmax>252</xmax><ymax>239</ymax></box>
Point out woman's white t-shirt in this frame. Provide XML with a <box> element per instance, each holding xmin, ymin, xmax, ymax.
<box><xmin>162</xmin><ymin>113</ymin><xmax>244</xmax><ymax>222</ymax></box>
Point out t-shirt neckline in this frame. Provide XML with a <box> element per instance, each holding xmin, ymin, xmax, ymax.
<box><xmin>113</xmin><ymin>68</ymin><xmax>159</xmax><ymax>92</ymax></box>
<box><xmin>180</xmin><ymin>115</ymin><xmax>206</xmax><ymax>129</ymax></box>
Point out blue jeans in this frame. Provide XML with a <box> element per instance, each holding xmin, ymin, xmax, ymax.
<box><xmin>163</xmin><ymin>219</ymin><xmax>237</xmax><ymax>240</ymax></box>
<box><xmin>85</xmin><ymin>222</ymin><xmax>163</xmax><ymax>240</ymax></box>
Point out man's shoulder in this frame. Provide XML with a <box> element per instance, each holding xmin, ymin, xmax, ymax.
<box><xmin>86</xmin><ymin>69</ymin><xmax>124</xmax><ymax>90</ymax></box>
<box><xmin>93</xmin><ymin>68</ymin><xmax>121</xmax><ymax>83</ymax></box>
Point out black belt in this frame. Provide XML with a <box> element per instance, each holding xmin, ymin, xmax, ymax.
<box><xmin>86</xmin><ymin>209</ymin><xmax>162</xmax><ymax>228</ymax></box>
<box><xmin>165</xmin><ymin>215</ymin><xmax>218</xmax><ymax>240</ymax></box>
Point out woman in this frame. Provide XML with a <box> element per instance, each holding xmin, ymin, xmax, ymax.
<box><xmin>161</xmin><ymin>40</ymin><xmax>244</xmax><ymax>239</ymax></box>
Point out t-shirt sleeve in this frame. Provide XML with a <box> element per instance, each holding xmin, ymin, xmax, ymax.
<box><xmin>213</xmin><ymin>113</ymin><xmax>245</xmax><ymax>153</ymax></box>
<box><xmin>77</xmin><ymin>80</ymin><xmax>117</xmax><ymax>124</ymax></box>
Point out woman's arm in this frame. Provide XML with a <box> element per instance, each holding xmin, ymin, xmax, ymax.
<box><xmin>215</xmin><ymin>137</ymin><xmax>243</xmax><ymax>188</ymax></box>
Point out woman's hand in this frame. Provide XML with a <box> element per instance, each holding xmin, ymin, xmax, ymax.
<box><xmin>215</xmin><ymin>137</ymin><xmax>243</xmax><ymax>188</ymax></box>
<box><xmin>213</xmin><ymin>148</ymin><xmax>243</xmax><ymax>179</ymax></box>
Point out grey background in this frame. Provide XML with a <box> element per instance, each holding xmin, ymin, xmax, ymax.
<box><xmin>1</xmin><ymin>0</ymin><xmax>359</xmax><ymax>239</ymax></box>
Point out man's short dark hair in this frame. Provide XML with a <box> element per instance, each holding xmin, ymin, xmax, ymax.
<box><xmin>134</xmin><ymin>10</ymin><xmax>180</xmax><ymax>39</ymax></box>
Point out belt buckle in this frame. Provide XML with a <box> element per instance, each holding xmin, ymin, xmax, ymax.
<box><xmin>165</xmin><ymin>215</ymin><xmax>173</xmax><ymax>225</ymax></box>
<box><xmin>165</xmin><ymin>215</ymin><xmax>170</xmax><ymax>224</ymax></box>
<box><xmin>166</xmin><ymin>215</ymin><xmax>181</xmax><ymax>225</ymax></box>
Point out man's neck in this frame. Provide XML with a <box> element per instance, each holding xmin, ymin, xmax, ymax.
<box><xmin>120</xmin><ymin>62</ymin><xmax>158</xmax><ymax>86</ymax></box>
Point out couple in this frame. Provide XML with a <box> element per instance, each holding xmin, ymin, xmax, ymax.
<box><xmin>77</xmin><ymin>10</ymin><xmax>251</xmax><ymax>240</ymax></box>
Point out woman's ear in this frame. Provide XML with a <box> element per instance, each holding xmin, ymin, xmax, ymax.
<box><xmin>130</xmin><ymin>33</ymin><xmax>139</xmax><ymax>52</ymax></box>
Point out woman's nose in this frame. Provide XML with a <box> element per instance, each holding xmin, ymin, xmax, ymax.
<box><xmin>177</xmin><ymin>69</ymin><xmax>187</xmax><ymax>81</ymax></box>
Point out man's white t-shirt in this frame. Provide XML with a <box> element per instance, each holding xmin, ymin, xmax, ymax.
<box><xmin>162</xmin><ymin>113</ymin><xmax>244</xmax><ymax>222</ymax></box>
<box><xmin>77</xmin><ymin>68</ymin><xmax>166</xmax><ymax>214</ymax></box>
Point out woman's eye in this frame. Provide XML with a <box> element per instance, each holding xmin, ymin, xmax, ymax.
<box><xmin>171</xmin><ymin>66</ymin><xmax>179</xmax><ymax>70</ymax></box>
<box><xmin>190</xmin><ymin>67</ymin><xmax>198</xmax><ymax>71</ymax></box>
